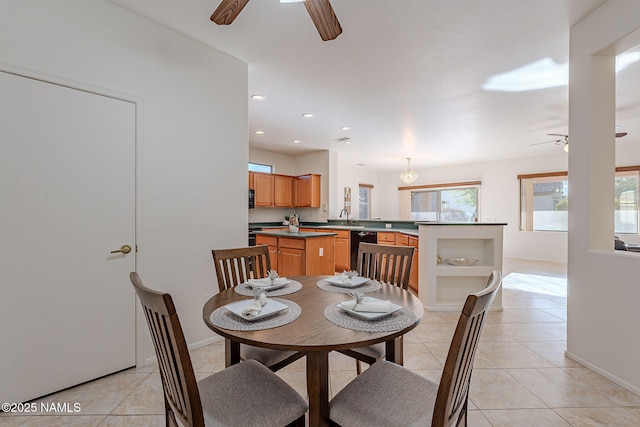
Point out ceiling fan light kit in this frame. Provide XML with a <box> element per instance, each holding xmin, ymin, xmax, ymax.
<box><xmin>211</xmin><ymin>0</ymin><xmax>342</xmax><ymax>41</ymax></box>
<box><xmin>400</xmin><ymin>158</ymin><xmax>418</xmax><ymax>184</ymax></box>
<box><xmin>530</xmin><ymin>132</ymin><xmax>628</xmax><ymax>152</ymax></box>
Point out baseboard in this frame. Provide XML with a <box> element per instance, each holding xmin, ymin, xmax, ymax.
<box><xmin>565</xmin><ymin>350</ymin><xmax>640</xmax><ymax>396</ymax></box>
<box><xmin>143</xmin><ymin>335</ymin><xmax>224</xmax><ymax>367</ymax></box>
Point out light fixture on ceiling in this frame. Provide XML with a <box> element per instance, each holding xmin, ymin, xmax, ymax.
<box><xmin>400</xmin><ymin>157</ymin><xmax>418</xmax><ymax>184</ymax></box>
<box><xmin>302</xmin><ymin>113</ymin><xmax>315</xmax><ymax>118</ymax></box>
<box><xmin>563</xmin><ymin>142</ymin><xmax>569</xmax><ymax>153</ymax></box>
<box><xmin>250</xmin><ymin>94</ymin><xmax>265</xmax><ymax>101</ymax></box>
<box><xmin>292</xmin><ymin>140</ymin><xmax>301</xmax><ymax>144</ymax></box>
<box><xmin>254</xmin><ymin>130</ymin><xmax>265</xmax><ymax>135</ymax></box>
<box><xmin>340</xmin><ymin>126</ymin><xmax>351</xmax><ymax>131</ymax></box>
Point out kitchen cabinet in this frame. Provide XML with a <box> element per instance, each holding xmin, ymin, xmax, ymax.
<box><xmin>273</xmin><ymin>175</ymin><xmax>293</xmax><ymax>207</ymax></box>
<box><xmin>253</xmin><ymin>172</ymin><xmax>274</xmax><ymax>207</ymax></box>
<box><xmin>249</xmin><ymin>172</ymin><xmax>320</xmax><ymax>208</ymax></box>
<box><xmin>332</xmin><ymin>229</ymin><xmax>350</xmax><ymax>272</ymax></box>
<box><xmin>377</xmin><ymin>231</ymin><xmax>396</xmax><ymax>245</ymax></box>
<box><xmin>256</xmin><ymin>233</ymin><xmax>335</xmax><ymax>276</ymax></box>
<box><xmin>418</xmin><ymin>223</ymin><xmax>504</xmax><ymax>311</ymax></box>
<box><xmin>408</xmin><ymin>236</ymin><xmax>419</xmax><ymax>293</ymax></box>
<box><xmin>294</xmin><ymin>174</ymin><xmax>321</xmax><ymax>207</ymax></box>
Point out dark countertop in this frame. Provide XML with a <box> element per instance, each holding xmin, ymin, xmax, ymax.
<box><xmin>415</xmin><ymin>222</ymin><xmax>507</xmax><ymax>226</ymax></box>
<box><xmin>255</xmin><ymin>230</ymin><xmax>337</xmax><ymax>238</ymax></box>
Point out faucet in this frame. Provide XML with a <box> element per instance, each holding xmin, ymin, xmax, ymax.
<box><xmin>339</xmin><ymin>209</ymin><xmax>355</xmax><ymax>226</ymax></box>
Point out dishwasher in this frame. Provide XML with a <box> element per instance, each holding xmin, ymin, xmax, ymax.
<box><xmin>350</xmin><ymin>230</ymin><xmax>377</xmax><ymax>270</ymax></box>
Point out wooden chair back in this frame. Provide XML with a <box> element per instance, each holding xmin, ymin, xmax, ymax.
<box><xmin>211</xmin><ymin>245</ymin><xmax>271</xmax><ymax>292</ymax></box>
<box><xmin>130</xmin><ymin>272</ymin><xmax>204</xmax><ymax>427</ymax></box>
<box><xmin>432</xmin><ymin>270</ymin><xmax>502</xmax><ymax>427</ymax></box>
<box><xmin>356</xmin><ymin>242</ymin><xmax>415</xmax><ymax>289</ymax></box>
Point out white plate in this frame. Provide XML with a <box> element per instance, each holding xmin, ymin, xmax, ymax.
<box><xmin>337</xmin><ymin>297</ymin><xmax>402</xmax><ymax>320</ymax></box>
<box><xmin>224</xmin><ymin>299</ymin><xmax>288</xmax><ymax>321</ymax></box>
<box><xmin>246</xmin><ymin>278</ymin><xmax>290</xmax><ymax>291</ymax></box>
<box><xmin>445</xmin><ymin>258</ymin><xmax>478</xmax><ymax>266</ymax></box>
<box><xmin>325</xmin><ymin>275</ymin><xmax>370</xmax><ymax>288</ymax></box>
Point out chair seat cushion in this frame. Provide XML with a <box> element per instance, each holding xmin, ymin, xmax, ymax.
<box><xmin>241</xmin><ymin>344</ymin><xmax>299</xmax><ymax>367</ymax></box>
<box><xmin>350</xmin><ymin>342</ymin><xmax>385</xmax><ymax>359</ymax></box>
<box><xmin>199</xmin><ymin>360</ymin><xmax>308</xmax><ymax>426</ymax></box>
<box><xmin>330</xmin><ymin>361</ymin><xmax>438</xmax><ymax>427</ymax></box>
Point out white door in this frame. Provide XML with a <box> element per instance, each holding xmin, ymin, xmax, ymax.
<box><xmin>0</xmin><ymin>71</ymin><xmax>136</xmax><ymax>403</ymax></box>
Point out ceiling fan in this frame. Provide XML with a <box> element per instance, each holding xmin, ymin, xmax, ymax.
<box><xmin>531</xmin><ymin>132</ymin><xmax>628</xmax><ymax>152</ymax></box>
<box><xmin>211</xmin><ymin>0</ymin><xmax>342</xmax><ymax>41</ymax></box>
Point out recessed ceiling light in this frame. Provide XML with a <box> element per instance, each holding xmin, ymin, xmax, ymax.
<box><xmin>344</xmin><ymin>140</ymin><xmax>351</xmax><ymax>144</ymax></box>
<box><xmin>292</xmin><ymin>140</ymin><xmax>301</xmax><ymax>144</ymax></box>
<box><xmin>302</xmin><ymin>113</ymin><xmax>314</xmax><ymax>118</ymax></box>
<box><xmin>250</xmin><ymin>94</ymin><xmax>266</xmax><ymax>101</ymax></box>
<box><xmin>340</xmin><ymin>126</ymin><xmax>350</xmax><ymax>131</ymax></box>
<box><xmin>254</xmin><ymin>130</ymin><xmax>265</xmax><ymax>135</ymax></box>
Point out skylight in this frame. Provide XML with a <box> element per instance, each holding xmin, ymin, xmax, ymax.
<box><xmin>482</xmin><ymin>52</ymin><xmax>640</xmax><ymax>92</ymax></box>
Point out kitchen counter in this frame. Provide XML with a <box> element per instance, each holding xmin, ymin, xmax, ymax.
<box><xmin>315</xmin><ymin>225</ymin><xmax>419</xmax><ymax>236</ymax></box>
<box><xmin>255</xmin><ymin>230</ymin><xmax>337</xmax><ymax>238</ymax></box>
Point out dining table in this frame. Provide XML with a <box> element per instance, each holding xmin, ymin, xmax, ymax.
<box><xmin>202</xmin><ymin>275</ymin><xmax>424</xmax><ymax>427</ymax></box>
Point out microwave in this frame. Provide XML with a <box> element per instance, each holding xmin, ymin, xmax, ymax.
<box><xmin>248</xmin><ymin>189</ymin><xmax>255</xmax><ymax>209</ymax></box>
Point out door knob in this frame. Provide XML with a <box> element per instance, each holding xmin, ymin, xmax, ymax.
<box><xmin>110</xmin><ymin>244</ymin><xmax>132</xmax><ymax>254</ymax></box>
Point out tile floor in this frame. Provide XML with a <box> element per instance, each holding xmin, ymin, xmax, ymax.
<box><xmin>3</xmin><ymin>259</ymin><xmax>640</xmax><ymax>426</ymax></box>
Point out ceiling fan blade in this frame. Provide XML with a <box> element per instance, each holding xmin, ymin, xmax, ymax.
<box><xmin>547</xmin><ymin>133</ymin><xmax>568</xmax><ymax>137</ymax></box>
<box><xmin>211</xmin><ymin>0</ymin><xmax>250</xmax><ymax>25</ymax></box>
<box><xmin>530</xmin><ymin>140</ymin><xmax>561</xmax><ymax>146</ymax></box>
<box><xmin>615</xmin><ymin>132</ymin><xmax>628</xmax><ymax>138</ymax></box>
<box><xmin>303</xmin><ymin>0</ymin><xmax>342</xmax><ymax>41</ymax></box>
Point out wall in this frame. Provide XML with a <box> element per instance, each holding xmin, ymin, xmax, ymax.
<box><xmin>0</xmin><ymin>0</ymin><xmax>248</xmax><ymax>365</ymax></box>
<box><xmin>568</xmin><ymin>0</ymin><xmax>640</xmax><ymax>394</ymax></box>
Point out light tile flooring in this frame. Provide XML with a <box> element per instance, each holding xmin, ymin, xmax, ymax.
<box><xmin>3</xmin><ymin>259</ymin><xmax>640</xmax><ymax>426</ymax></box>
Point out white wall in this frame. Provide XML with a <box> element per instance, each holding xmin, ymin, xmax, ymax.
<box><xmin>568</xmin><ymin>0</ymin><xmax>640</xmax><ymax>394</ymax></box>
<box><xmin>1</xmin><ymin>0</ymin><xmax>248</xmax><ymax>364</ymax></box>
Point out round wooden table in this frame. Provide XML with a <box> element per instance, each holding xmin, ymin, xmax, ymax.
<box><xmin>203</xmin><ymin>275</ymin><xmax>424</xmax><ymax>427</ymax></box>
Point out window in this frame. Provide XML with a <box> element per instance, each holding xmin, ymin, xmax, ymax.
<box><xmin>519</xmin><ymin>167</ymin><xmax>640</xmax><ymax>233</ymax></box>
<box><xmin>248</xmin><ymin>162</ymin><xmax>272</xmax><ymax>173</ymax></box>
<box><xmin>410</xmin><ymin>183</ymin><xmax>479</xmax><ymax>222</ymax></box>
<box><xmin>359</xmin><ymin>184</ymin><xmax>372</xmax><ymax>220</ymax></box>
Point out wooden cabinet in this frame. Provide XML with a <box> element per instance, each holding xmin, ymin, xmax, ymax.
<box><xmin>377</xmin><ymin>231</ymin><xmax>396</xmax><ymax>245</ymax></box>
<box><xmin>273</xmin><ymin>174</ymin><xmax>293</xmax><ymax>207</ymax></box>
<box><xmin>249</xmin><ymin>172</ymin><xmax>320</xmax><ymax>208</ymax></box>
<box><xmin>407</xmin><ymin>236</ymin><xmax>419</xmax><ymax>294</ymax></box>
<box><xmin>256</xmin><ymin>234</ymin><xmax>335</xmax><ymax>276</ymax></box>
<box><xmin>256</xmin><ymin>235</ymin><xmax>279</xmax><ymax>271</ymax></box>
<box><xmin>332</xmin><ymin>229</ymin><xmax>350</xmax><ymax>272</ymax></box>
<box><xmin>253</xmin><ymin>172</ymin><xmax>274</xmax><ymax>207</ymax></box>
<box><xmin>295</xmin><ymin>174</ymin><xmax>321</xmax><ymax>207</ymax></box>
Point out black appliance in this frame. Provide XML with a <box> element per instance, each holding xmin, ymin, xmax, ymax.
<box><xmin>248</xmin><ymin>189</ymin><xmax>255</xmax><ymax>209</ymax></box>
<box><xmin>350</xmin><ymin>230</ymin><xmax>377</xmax><ymax>270</ymax></box>
<box><xmin>248</xmin><ymin>225</ymin><xmax>262</xmax><ymax>246</ymax></box>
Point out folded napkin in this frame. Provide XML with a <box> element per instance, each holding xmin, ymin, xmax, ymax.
<box><xmin>241</xmin><ymin>293</ymin><xmax>268</xmax><ymax>318</ymax></box>
<box><xmin>340</xmin><ymin>298</ymin><xmax>394</xmax><ymax>313</ymax></box>
<box><xmin>248</xmin><ymin>277</ymin><xmax>288</xmax><ymax>288</ymax></box>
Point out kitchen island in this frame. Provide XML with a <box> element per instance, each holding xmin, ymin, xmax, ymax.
<box><xmin>255</xmin><ymin>230</ymin><xmax>336</xmax><ymax>276</ymax></box>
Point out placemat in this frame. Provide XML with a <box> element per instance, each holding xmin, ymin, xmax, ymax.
<box><xmin>324</xmin><ymin>302</ymin><xmax>417</xmax><ymax>333</ymax></box>
<box><xmin>234</xmin><ymin>279</ymin><xmax>303</xmax><ymax>297</ymax></box>
<box><xmin>209</xmin><ymin>298</ymin><xmax>301</xmax><ymax>331</ymax></box>
<box><xmin>316</xmin><ymin>279</ymin><xmax>382</xmax><ymax>294</ymax></box>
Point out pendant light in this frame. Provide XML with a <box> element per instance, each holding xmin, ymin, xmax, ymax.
<box><xmin>400</xmin><ymin>157</ymin><xmax>418</xmax><ymax>184</ymax></box>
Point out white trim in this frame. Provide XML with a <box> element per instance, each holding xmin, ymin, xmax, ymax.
<box><xmin>565</xmin><ymin>350</ymin><xmax>640</xmax><ymax>397</ymax></box>
<box><xmin>143</xmin><ymin>336</ymin><xmax>223</xmax><ymax>367</ymax></box>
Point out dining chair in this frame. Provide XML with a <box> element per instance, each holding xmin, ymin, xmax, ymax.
<box><xmin>339</xmin><ymin>242</ymin><xmax>416</xmax><ymax>374</ymax></box>
<box><xmin>130</xmin><ymin>272</ymin><xmax>308</xmax><ymax>427</ymax></box>
<box><xmin>329</xmin><ymin>270</ymin><xmax>502</xmax><ymax>427</ymax></box>
<box><xmin>211</xmin><ymin>245</ymin><xmax>306</xmax><ymax>371</ymax></box>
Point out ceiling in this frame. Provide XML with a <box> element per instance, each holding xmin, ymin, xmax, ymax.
<box><xmin>108</xmin><ymin>0</ymin><xmax>640</xmax><ymax>173</ymax></box>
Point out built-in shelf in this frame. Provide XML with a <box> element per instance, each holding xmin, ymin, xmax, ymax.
<box><xmin>417</xmin><ymin>223</ymin><xmax>505</xmax><ymax>311</ymax></box>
